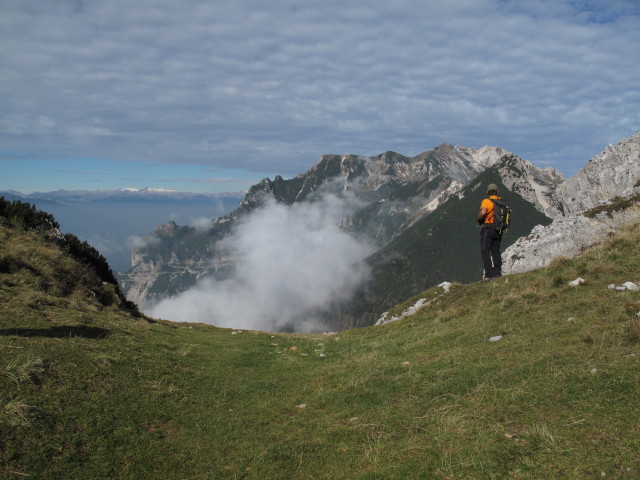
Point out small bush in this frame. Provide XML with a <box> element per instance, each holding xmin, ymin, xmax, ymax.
<box><xmin>0</xmin><ymin>197</ymin><xmax>59</xmax><ymax>232</ymax></box>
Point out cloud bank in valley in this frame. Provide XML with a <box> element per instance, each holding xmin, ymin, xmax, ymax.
<box><xmin>146</xmin><ymin>193</ymin><xmax>373</xmax><ymax>332</ymax></box>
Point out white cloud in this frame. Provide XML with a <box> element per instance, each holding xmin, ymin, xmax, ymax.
<box><xmin>0</xmin><ymin>0</ymin><xmax>638</xmax><ymax>181</ymax></box>
<box><xmin>146</xmin><ymin>192</ymin><xmax>373</xmax><ymax>332</ymax></box>
<box><xmin>126</xmin><ymin>235</ymin><xmax>160</xmax><ymax>250</ymax></box>
<box><xmin>190</xmin><ymin>217</ymin><xmax>213</xmax><ymax>232</ymax></box>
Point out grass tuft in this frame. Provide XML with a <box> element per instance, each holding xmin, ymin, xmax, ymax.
<box><xmin>582</xmin><ymin>193</ymin><xmax>640</xmax><ymax>218</ymax></box>
<box><xmin>520</xmin><ymin>423</ymin><xmax>562</xmax><ymax>454</ymax></box>
<box><xmin>3</xmin><ymin>357</ymin><xmax>48</xmax><ymax>387</ymax></box>
<box><xmin>626</xmin><ymin>319</ymin><xmax>640</xmax><ymax>344</ymax></box>
<box><xmin>2</xmin><ymin>399</ymin><xmax>35</xmax><ymax>428</ymax></box>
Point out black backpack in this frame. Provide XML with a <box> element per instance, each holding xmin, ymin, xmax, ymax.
<box><xmin>490</xmin><ymin>198</ymin><xmax>511</xmax><ymax>234</ymax></box>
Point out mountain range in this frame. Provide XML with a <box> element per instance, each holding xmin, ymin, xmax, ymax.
<box><xmin>119</xmin><ymin>131</ymin><xmax>640</xmax><ymax>331</ymax></box>
<box><xmin>0</xmin><ymin>187</ymin><xmax>244</xmax><ymax>205</ymax></box>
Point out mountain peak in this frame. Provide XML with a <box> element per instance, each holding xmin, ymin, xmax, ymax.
<box><xmin>139</xmin><ymin>187</ymin><xmax>179</xmax><ymax>193</ymax></box>
<box><xmin>456</xmin><ymin>145</ymin><xmax>512</xmax><ymax>170</ymax></box>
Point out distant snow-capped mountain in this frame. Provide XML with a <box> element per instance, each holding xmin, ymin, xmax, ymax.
<box><xmin>6</xmin><ymin>188</ymin><xmax>245</xmax><ymax>204</ymax></box>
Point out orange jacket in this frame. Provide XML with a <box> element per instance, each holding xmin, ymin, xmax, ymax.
<box><xmin>480</xmin><ymin>195</ymin><xmax>501</xmax><ymax>225</ymax></box>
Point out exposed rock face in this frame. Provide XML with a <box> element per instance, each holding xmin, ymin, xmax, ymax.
<box><xmin>503</xmin><ymin>131</ymin><xmax>640</xmax><ymax>275</ymax></box>
<box><xmin>503</xmin><ymin>206</ymin><xmax>640</xmax><ymax>274</ymax></box>
<box><xmin>491</xmin><ymin>154</ymin><xmax>565</xmax><ymax>218</ymax></box>
<box><xmin>556</xmin><ymin>131</ymin><xmax>640</xmax><ymax>215</ymax></box>
<box><xmin>119</xmin><ymin>220</ymin><xmax>236</xmax><ymax>307</ymax></box>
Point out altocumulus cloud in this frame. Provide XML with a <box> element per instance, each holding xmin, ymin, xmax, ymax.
<box><xmin>146</xmin><ymin>193</ymin><xmax>373</xmax><ymax>332</ymax></box>
<box><xmin>1</xmin><ymin>0</ymin><xmax>639</xmax><ymax>180</ymax></box>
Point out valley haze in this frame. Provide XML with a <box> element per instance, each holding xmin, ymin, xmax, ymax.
<box><xmin>0</xmin><ymin>188</ymin><xmax>244</xmax><ymax>272</ymax></box>
<box><xmin>146</xmin><ymin>193</ymin><xmax>375</xmax><ymax>332</ymax></box>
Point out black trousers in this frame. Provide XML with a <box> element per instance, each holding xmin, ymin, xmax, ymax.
<box><xmin>480</xmin><ymin>227</ymin><xmax>502</xmax><ymax>278</ymax></box>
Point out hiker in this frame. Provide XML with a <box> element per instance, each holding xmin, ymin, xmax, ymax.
<box><xmin>477</xmin><ymin>183</ymin><xmax>504</xmax><ymax>280</ymax></box>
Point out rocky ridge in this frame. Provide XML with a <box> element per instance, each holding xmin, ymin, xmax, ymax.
<box><xmin>503</xmin><ymin>131</ymin><xmax>640</xmax><ymax>275</ymax></box>
<box><xmin>503</xmin><ymin>205</ymin><xmax>640</xmax><ymax>275</ymax></box>
<box><xmin>556</xmin><ymin>132</ymin><xmax>640</xmax><ymax>215</ymax></box>
<box><xmin>491</xmin><ymin>155</ymin><xmax>565</xmax><ymax>218</ymax></box>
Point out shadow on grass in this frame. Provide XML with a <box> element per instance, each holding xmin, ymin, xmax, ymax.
<box><xmin>0</xmin><ymin>326</ymin><xmax>110</xmax><ymax>339</ymax></box>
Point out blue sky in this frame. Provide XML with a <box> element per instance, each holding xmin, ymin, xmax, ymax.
<box><xmin>1</xmin><ymin>0</ymin><xmax>639</xmax><ymax>194</ymax></box>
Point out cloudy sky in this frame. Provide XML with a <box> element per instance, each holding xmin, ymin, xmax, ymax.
<box><xmin>1</xmin><ymin>0</ymin><xmax>639</xmax><ymax>193</ymax></box>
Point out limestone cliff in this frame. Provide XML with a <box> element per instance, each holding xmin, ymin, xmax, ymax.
<box><xmin>503</xmin><ymin>131</ymin><xmax>640</xmax><ymax>275</ymax></box>
<box><xmin>503</xmin><ymin>206</ymin><xmax>640</xmax><ymax>275</ymax></box>
<box><xmin>556</xmin><ymin>131</ymin><xmax>640</xmax><ymax>215</ymax></box>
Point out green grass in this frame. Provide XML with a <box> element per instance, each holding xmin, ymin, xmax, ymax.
<box><xmin>583</xmin><ymin>193</ymin><xmax>640</xmax><ymax>218</ymax></box>
<box><xmin>1</xmin><ymin>220</ymin><xmax>640</xmax><ymax>479</ymax></box>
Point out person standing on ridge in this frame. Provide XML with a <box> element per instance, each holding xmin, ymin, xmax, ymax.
<box><xmin>477</xmin><ymin>183</ymin><xmax>503</xmax><ymax>280</ymax></box>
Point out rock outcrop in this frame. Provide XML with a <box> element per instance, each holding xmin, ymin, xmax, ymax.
<box><xmin>503</xmin><ymin>205</ymin><xmax>640</xmax><ymax>274</ymax></box>
<box><xmin>503</xmin><ymin>131</ymin><xmax>640</xmax><ymax>275</ymax></box>
<box><xmin>556</xmin><ymin>131</ymin><xmax>640</xmax><ymax>215</ymax></box>
<box><xmin>491</xmin><ymin>154</ymin><xmax>565</xmax><ymax>218</ymax></box>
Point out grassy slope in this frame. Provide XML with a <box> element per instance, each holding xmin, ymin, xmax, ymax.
<box><xmin>1</xmin><ymin>220</ymin><xmax>640</xmax><ymax>479</ymax></box>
